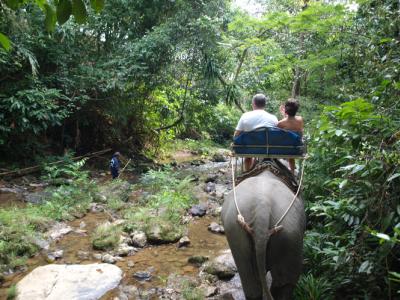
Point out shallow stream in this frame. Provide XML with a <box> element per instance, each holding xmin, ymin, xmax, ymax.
<box><xmin>0</xmin><ymin>154</ymin><xmax>231</xmax><ymax>299</ymax></box>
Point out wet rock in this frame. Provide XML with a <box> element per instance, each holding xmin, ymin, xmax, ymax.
<box><xmin>77</xmin><ymin>251</ymin><xmax>90</xmax><ymax>260</ymax></box>
<box><xmin>208</xmin><ymin>222</ymin><xmax>225</xmax><ymax>234</ymax></box>
<box><xmin>0</xmin><ymin>187</ymin><xmax>25</xmax><ymax>195</ymax></box>
<box><xmin>115</xmin><ymin>243</ymin><xmax>136</xmax><ymax>257</ymax></box>
<box><xmin>205</xmin><ymin>182</ymin><xmax>216</xmax><ymax>193</ymax></box>
<box><xmin>45</xmin><ymin>255</ymin><xmax>56</xmax><ymax>263</ymax></box>
<box><xmin>215</xmin><ymin>184</ymin><xmax>228</xmax><ymax>200</ymax></box>
<box><xmin>188</xmin><ymin>255</ymin><xmax>209</xmax><ymax>266</ymax></box>
<box><xmin>130</xmin><ymin>230</ymin><xmax>147</xmax><ymax>248</ymax></box>
<box><xmin>218</xmin><ymin>168</ymin><xmax>227</xmax><ymax>174</ymax></box>
<box><xmin>79</xmin><ymin>221</ymin><xmax>86</xmax><ymax>229</ymax></box>
<box><xmin>147</xmin><ymin>224</ymin><xmax>182</xmax><ymax>244</ymax></box>
<box><xmin>201</xmin><ymin>284</ymin><xmax>219</xmax><ymax>297</ymax></box>
<box><xmin>47</xmin><ymin>223</ymin><xmax>73</xmax><ymax>240</ymax></box>
<box><xmin>204</xmin><ymin>251</ymin><xmax>237</xmax><ymax>280</ymax></box>
<box><xmin>47</xmin><ymin>250</ymin><xmax>64</xmax><ymax>260</ymax></box>
<box><xmin>133</xmin><ymin>271</ymin><xmax>152</xmax><ymax>281</ymax></box>
<box><xmin>182</xmin><ymin>215</ymin><xmax>193</xmax><ymax>224</ymax></box>
<box><xmin>31</xmin><ymin>237</ymin><xmax>50</xmax><ymax>250</ymax></box>
<box><xmin>16</xmin><ymin>263</ymin><xmax>122</xmax><ymax>300</ymax></box>
<box><xmin>93</xmin><ymin>253</ymin><xmax>102</xmax><ymax>260</ymax></box>
<box><xmin>89</xmin><ymin>202</ymin><xmax>104</xmax><ymax>213</ymax></box>
<box><xmin>127</xmin><ymin>261</ymin><xmax>135</xmax><ymax>268</ymax></box>
<box><xmin>102</xmin><ymin>254</ymin><xmax>118</xmax><ymax>264</ymax></box>
<box><xmin>191</xmin><ymin>160</ymin><xmax>205</xmax><ymax>166</ymax></box>
<box><xmin>217</xmin><ymin>273</ymin><xmax>245</xmax><ymax>300</ymax></box>
<box><xmin>94</xmin><ymin>193</ymin><xmax>108</xmax><ymax>203</ymax></box>
<box><xmin>140</xmin><ymin>288</ymin><xmax>158</xmax><ymax>298</ymax></box>
<box><xmin>212</xmin><ymin>153</ymin><xmax>227</xmax><ymax>163</ymax></box>
<box><xmin>209</xmin><ymin>206</ymin><xmax>222</xmax><ymax>217</ymax></box>
<box><xmin>189</xmin><ymin>204</ymin><xmax>207</xmax><ymax>217</ymax></box>
<box><xmin>205</xmin><ymin>174</ymin><xmax>218</xmax><ymax>183</ymax></box>
<box><xmin>24</xmin><ymin>191</ymin><xmax>51</xmax><ymax>204</ymax></box>
<box><xmin>178</xmin><ymin>236</ymin><xmax>190</xmax><ymax>248</ymax></box>
<box><xmin>118</xmin><ymin>285</ymin><xmax>139</xmax><ymax>300</ymax></box>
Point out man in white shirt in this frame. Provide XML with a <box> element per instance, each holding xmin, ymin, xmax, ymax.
<box><xmin>234</xmin><ymin>93</ymin><xmax>278</xmax><ymax>171</ymax></box>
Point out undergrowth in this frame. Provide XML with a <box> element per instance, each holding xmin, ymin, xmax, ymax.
<box><xmin>91</xmin><ymin>223</ymin><xmax>122</xmax><ymax>250</ymax></box>
<box><xmin>0</xmin><ymin>158</ymin><xmax>96</xmax><ymax>272</ymax></box>
<box><xmin>124</xmin><ymin>167</ymin><xmax>195</xmax><ymax>242</ymax></box>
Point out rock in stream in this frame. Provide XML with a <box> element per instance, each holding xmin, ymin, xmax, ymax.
<box><xmin>16</xmin><ymin>263</ymin><xmax>122</xmax><ymax>300</ymax></box>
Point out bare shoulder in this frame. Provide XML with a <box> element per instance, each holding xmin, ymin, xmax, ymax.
<box><xmin>277</xmin><ymin>118</ymin><xmax>289</xmax><ymax>128</ymax></box>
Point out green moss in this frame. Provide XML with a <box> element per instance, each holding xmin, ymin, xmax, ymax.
<box><xmin>91</xmin><ymin>223</ymin><xmax>121</xmax><ymax>250</ymax></box>
<box><xmin>7</xmin><ymin>285</ymin><xmax>17</xmax><ymax>300</ymax></box>
<box><xmin>181</xmin><ymin>280</ymin><xmax>204</xmax><ymax>300</ymax></box>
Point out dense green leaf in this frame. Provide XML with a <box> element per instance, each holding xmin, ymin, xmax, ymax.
<box><xmin>0</xmin><ymin>33</ymin><xmax>11</xmax><ymax>51</ymax></box>
<box><xmin>57</xmin><ymin>0</ymin><xmax>72</xmax><ymax>25</ymax></box>
<box><xmin>72</xmin><ymin>0</ymin><xmax>88</xmax><ymax>24</ymax></box>
<box><xmin>44</xmin><ymin>3</ymin><xmax>57</xmax><ymax>32</ymax></box>
<box><xmin>90</xmin><ymin>0</ymin><xmax>104</xmax><ymax>13</ymax></box>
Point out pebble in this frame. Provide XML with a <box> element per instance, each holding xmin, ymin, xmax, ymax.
<box><xmin>127</xmin><ymin>261</ymin><xmax>135</xmax><ymax>268</ymax></box>
<box><xmin>208</xmin><ymin>222</ymin><xmax>225</xmax><ymax>234</ymax></box>
<box><xmin>102</xmin><ymin>254</ymin><xmax>118</xmax><ymax>264</ymax></box>
<box><xmin>77</xmin><ymin>251</ymin><xmax>90</xmax><ymax>260</ymax></box>
<box><xmin>133</xmin><ymin>271</ymin><xmax>152</xmax><ymax>281</ymax></box>
<box><xmin>177</xmin><ymin>236</ymin><xmax>190</xmax><ymax>248</ymax></box>
<box><xmin>93</xmin><ymin>253</ymin><xmax>103</xmax><ymax>260</ymax></box>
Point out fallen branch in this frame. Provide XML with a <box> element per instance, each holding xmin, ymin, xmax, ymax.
<box><xmin>0</xmin><ymin>148</ymin><xmax>112</xmax><ymax>178</ymax></box>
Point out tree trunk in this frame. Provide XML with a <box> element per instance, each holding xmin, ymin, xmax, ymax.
<box><xmin>291</xmin><ymin>0</ymin><xmax>309</xmax><ymax>99</ymax></box>
<box><xmin>291</xmin><ymin>67</ymin><xmax>301</xmax><ymax>98</ymax></box>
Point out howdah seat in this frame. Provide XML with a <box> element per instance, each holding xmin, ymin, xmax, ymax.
<box><xmin>232</xmin><ymin>127</ymin><xmax>305</xmax><ymax>158</ymax></box>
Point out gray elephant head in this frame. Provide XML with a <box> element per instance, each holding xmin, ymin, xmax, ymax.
<box><xmin>221</xmin><ymin>167</ymin><xmax>306</xmax><ymax>300</ymax></box>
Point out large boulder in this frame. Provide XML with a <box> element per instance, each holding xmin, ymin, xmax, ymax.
<box><xmin>146</xmin><ymin>224</ymin><xmax>182</xmax><ymax>244</ymax></box>
<box><xmin>17</xmin><ymin>263</ymin><xmax>122</xmax><ymax>300</ymax></box>
<box><xmin>203</xmin><ymin>250</ymin><xmax>237</xmax><ymax>280</ymax></box>
<box><xmin>24</xmin><ymin>191</ymin><xmax>52</xmax><ymax>204</ymax></box>
<box><xmin>130</xmin><ymin>230</ymin><xmax>147</xmax><ymax>248</ymax></box>
<box><xmin>189</xmin><ymin>204</ymin><xmax>207</xmax><ymax>217</ymax></box>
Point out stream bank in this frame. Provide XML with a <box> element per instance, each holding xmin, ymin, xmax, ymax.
<box><xmin>0</xmin><ymin>150</ymin><xmax>245</xmax><ymax>300</ymax></box>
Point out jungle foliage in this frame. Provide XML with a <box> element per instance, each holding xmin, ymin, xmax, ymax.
<box><xmin>1</xmin><ymin>0</ymin><xmax>399</xmax><ymax>298</ymax></box>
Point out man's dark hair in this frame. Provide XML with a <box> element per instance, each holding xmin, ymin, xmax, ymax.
<box><xmin>285</xmin><ymin>98</ymin><xmax>300</xmax><ymax>117</ymax></box>
<box><xmin>252</xmin><ymin>94</ymin><xmax>267</xmax><ymax>108</ymax></box>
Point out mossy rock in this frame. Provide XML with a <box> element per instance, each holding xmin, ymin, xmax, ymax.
<box><xmin>91</xmin><ymin>223</ymin><xmax>121</xmax><ymax>250</ymax></box>
<box><xmin>188</xmin><ymin>255</ymin><xmax>209</xmax><ymax>266</ymax></box>
<box><xmin>146</xmin><ymin>223</ymin><xmax>183</xmax><ymax>244</ymax></box>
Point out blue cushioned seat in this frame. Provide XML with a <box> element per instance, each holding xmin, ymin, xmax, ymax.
<box><xmin>233</xmin><ymin>127</ymin><xmax>304</xmax><ymax>156</ymax></box>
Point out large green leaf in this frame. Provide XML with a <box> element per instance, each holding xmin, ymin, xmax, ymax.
<box><xmin>5</xmin><ymin>0</ymin><xmax>23</xmax><ymax>10</ymax></box>
<box><xmin>0</xmin><ymin>33</ymin><xmax>11</xmax><ymax>51</ymax></box>
<box><xmin>57</xmin><ymin>0</ymin><xmax>72</xmax><ymax>25</ymax></box>
<box><xmin>44</xmin><ymin>3</ymin><xmax>57</xmax><ymax>32</ymax></box>
<box><xmin>90</xmin><ymin>0</ymin><xmax>104</xmax><ymax>13</ymax></box>
<box><xmin>72</xmin><ymin>0</ymin><xmax>88</xmax><ymax>24</ymax></box>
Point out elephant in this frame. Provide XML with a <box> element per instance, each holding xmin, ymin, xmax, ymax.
<box><xmin>221</xmin><ymin>166</ymin><xmax>305</xmax><ymax>300</ymax></box>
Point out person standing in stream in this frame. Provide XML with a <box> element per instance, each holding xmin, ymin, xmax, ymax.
<box><xmin>110</xmin><ymin>152</ymin><xmax>121</xmax><ymax>179</ymax></box>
